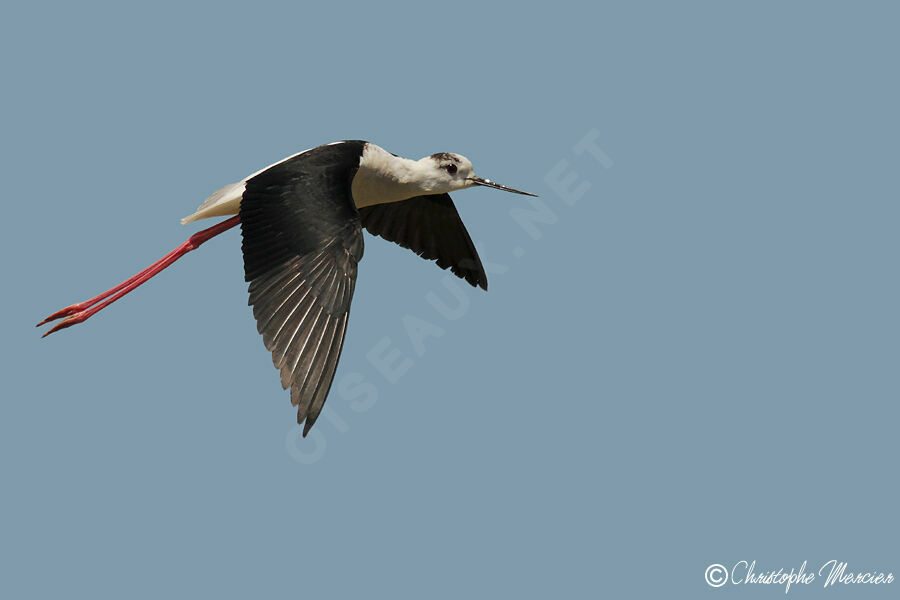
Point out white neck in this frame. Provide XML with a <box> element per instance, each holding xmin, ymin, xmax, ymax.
<box><xmin>351</xmin><ymin>143</ymin><xmax>434</xmax><ymax>208</ymax></box>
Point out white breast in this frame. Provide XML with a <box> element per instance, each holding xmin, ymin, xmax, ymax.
<box><xmin>351</xmin><ymin>144</ymin><xmax>423</xmax><ymax>208</ymax></box>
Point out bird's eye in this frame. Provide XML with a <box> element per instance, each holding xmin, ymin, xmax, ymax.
<box><xmin>445</xmin><ymin>164</ymin><xmax>458</xmax><ymax>175</ymax></box>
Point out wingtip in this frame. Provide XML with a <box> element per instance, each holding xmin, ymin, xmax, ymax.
<box><xmin>298</xmin><ymin>409</ymin><xmax>312</xmax><ymax>438</ymax></box>
<box><xmin>301</xmin><ymin>412</ymin><xmax>320</xmax><ymax>437</ymax></box>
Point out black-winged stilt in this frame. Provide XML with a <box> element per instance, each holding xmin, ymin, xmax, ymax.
<box><xmin>38</xmin><ymin>140</ymin><xmax>535</xmax><ymax>435</ymax></box>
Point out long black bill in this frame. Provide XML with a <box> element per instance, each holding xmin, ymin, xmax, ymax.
<box><xmin>468</xmin><ymin>176</ymin><xmax>537</xmax><ymax>197</ymax></box>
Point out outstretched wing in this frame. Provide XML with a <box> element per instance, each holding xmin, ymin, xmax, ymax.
<box><xmin>240</xmin><ymin>141</ymin><xmax>366</xmax><ymax>436</ymax></box>
<box><xmin>245</xmin><ymin>235</ymin><xmax>362</xmax><ymax>436</ymax></box>
<box><xmin>358</xmin><ymin>193</ymin><xmax>488</xmax><ymax>290</ymax></box>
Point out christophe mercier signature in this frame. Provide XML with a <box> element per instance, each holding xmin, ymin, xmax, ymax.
<box><xmin>707</xmin><ymin>560</ymin><xmax>894</xmax><ymax>592</ymax></box>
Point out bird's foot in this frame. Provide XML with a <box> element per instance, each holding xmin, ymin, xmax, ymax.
<box><xmin>37</xmin><ymin>215</ymin><xmax>242</xmax><ymax>339</ymax></box>
<box><xmin>36</xmin><ymin>301</ymin><xmax>93</xmax><ymax>327</ymax></box>
<box><xmin>40</xmin><ymin>310</ymin><xmax>91</xmax><ymax>337</ymax></box>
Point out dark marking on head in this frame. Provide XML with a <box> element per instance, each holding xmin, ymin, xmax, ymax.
<box><xmin>430</xmin><ymin>152</ymin><xmax>458</xmax><ymax>164</ymax></box>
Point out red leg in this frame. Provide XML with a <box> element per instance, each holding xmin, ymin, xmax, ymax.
<box><xmin>38</xmin><ymin>215</ymin><xmax>241</xmax><ymax>337</ymax></box>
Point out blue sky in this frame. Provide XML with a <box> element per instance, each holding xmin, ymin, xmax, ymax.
<box><xmin>3</xmin><ymin>2</ymin><xmax>898</xmax><ymax>598</ymax></box>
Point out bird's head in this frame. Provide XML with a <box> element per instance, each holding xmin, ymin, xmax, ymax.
<box><xmin>418</xmin><ymin>152</ymin><xmax>537</xmax><ymax>197</ymax></box>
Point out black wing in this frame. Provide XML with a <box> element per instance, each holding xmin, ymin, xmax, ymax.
<box><xmin>357</xmin><ymin>193</ymin><xmax>487</xmax><ymax>290</ymax></box>
<box><xmin>240</xmin><ymin>141</ymin><xmax>366</xmax><ymax>435</ymax></box>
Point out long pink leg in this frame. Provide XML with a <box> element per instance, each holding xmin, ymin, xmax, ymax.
<box><xmin>38</xmin><ymin>215</ymin><xmax>241</xmax><ymax>337</ymax></box>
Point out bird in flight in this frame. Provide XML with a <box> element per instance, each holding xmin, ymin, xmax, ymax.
<box><xmin>38</xmin><ymin>140</ymin><xmax>535</xmax><ymax>435</ymax></box>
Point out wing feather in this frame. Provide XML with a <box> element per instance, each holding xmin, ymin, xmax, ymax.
<box><xmin>358</xmin><ymin>193</ymin><xmax>487</xmax><ymax>290</ymax></box>
<box><xmin>240</xmin><ymin>141</ymin><xmax>366</xmax><ymax>435</ymax></box>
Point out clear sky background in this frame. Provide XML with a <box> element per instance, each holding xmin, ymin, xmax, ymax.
<box><xmin>2</xmin><ymin>2</ymin><xmax>898</xmax><ymax>598</ymax></box>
